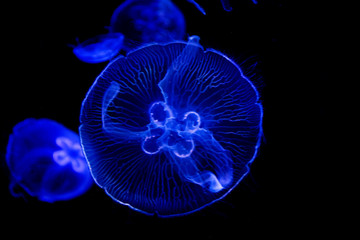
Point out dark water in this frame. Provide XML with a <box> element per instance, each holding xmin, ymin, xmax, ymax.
<box><xmin>1</xmin><ymin>0</ymin><xmax>333</xmax><ymax>233</ymax></box>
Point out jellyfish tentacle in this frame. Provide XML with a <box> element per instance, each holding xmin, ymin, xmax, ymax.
<box><xmin>220</xmin><ymin>0</ymin><xmax>232</xmax><ymax>11</ymax></box>
<box><xmin>102</xmin><ymin>81</ymin><xmax>120</xmax><ymax>132</ymax></box>
<box><xmin>170</xmin><ymin>152</ymin><xmax>228</xmax><ymax>193</ymax></box>
<box><xmin>165</xmin><ymin>126</ymin><xmax>233</xmax><ymax>193</ymax></box>
<box><xmin>102</xmin><ymin>81</ymin><xmax>146</xmax><ymax>140</ymax></box>
<box><xmin>158</xmin><ymin>36</ymin><xmax>202</xmax><ymax>107</ymax></box>
<box><xmin>187</xmin><ymin>0</ymin><xmax>206</xmax><ymax>15</ymax></box>
<box><xmin>9</xmin><ymin>181</ymin><xmax>26</xmax><ymax>199</ymax></box>
<box><xmin>192</xmin><ymin>129</ymin><xmax>233</xmax><ymax>188</ymax></box>
<box><xmin>187</xmin><ymin>0</ymin><xmax>232</xmax><ymax>14</ymax></box>
<box><xmin>155</xmin><ymin>37</ymin><xmax>234</xmax><ymax>192</ymax></box>
<box><xmin>172</xmin><ymin>36</ymin><xmax>201</xmax><ymax>70</ymax></box>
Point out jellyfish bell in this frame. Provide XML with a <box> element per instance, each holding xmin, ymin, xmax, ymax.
<box><xmin>6</xmin><ymin>118</ymin><xmax>93</xmax><ymax>203</ymax></box>
<box><xmin>80</xmin><ymin>35</ymin><xmax>263</xmax><ymax>217</ymax></box>
<box><xmin>109</xmin><ymin>0</ymin><xmax>186</xmax><ymax>49</ymax></box>
<box><xmin>73</xmin><ymin>32</ymin><xmax>124</xmax><ymax>64</ymax></box>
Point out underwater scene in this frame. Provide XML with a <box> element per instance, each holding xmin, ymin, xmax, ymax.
<box><xmin>1</xmin><ymin>0</ymin><xmax>332</xmax><ymax>232</ymax></box>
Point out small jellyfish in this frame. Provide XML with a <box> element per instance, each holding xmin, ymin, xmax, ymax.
<box><xmin>6</xmin><ymin>118</ymin><xmax>93</xmax><ymax>202</ymax></box>
<box><xmin>80</xmin><ymin>36</ymin><xmax>262</xmax><ymax>216</ymax></box>
<box><xmin>73</xmin><ymin>33</ymin><xmax>124</xmax><ymax>64</ymax></box>
<box><xmin>109</xmin><ymin>0</ymin><xmax>185</xmax><ymax>49</ymax></box>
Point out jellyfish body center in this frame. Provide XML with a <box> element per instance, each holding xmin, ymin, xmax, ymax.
<box><xmin>53</xmin><ymin>137</ymin><xmax>86</xmax><ymax>173</ymax></box>
<box><xmin>142</xmin><ymin>101</ymin><xmax>201</xmax><ymax>158</ymax></box>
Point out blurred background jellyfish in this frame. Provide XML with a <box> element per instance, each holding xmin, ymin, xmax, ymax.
<box><xmin>73</xmin><ymin>33</ymin><xmax>124</xmax><ymax>64</ymax></box>
<box><xmin>6</xmin><ymin>118</ymin><xmax>93</xmax><ymax>203</ymax></box>
<box><xmin>73</xmin><ymin>0</ymin><xmax>185</xmax><ymax>63</ymax></box>
<box><xmin>109</xmin><ymin>0</ymin><xmax>186</xmax><ymax>50</ymax></box>
<box><xmin>80</xmin><ymin>36</ymin><xmax>263</xmax><ymax>217</ymax></box>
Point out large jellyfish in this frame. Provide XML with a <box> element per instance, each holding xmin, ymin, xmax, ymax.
<box><xmin>80</xmin><ymin>36</ymin><xmax>263</xmax><ymax>216</ymax></box>
<box><xmin>109</xmin><ymin>0</ymin><xmax>186</xmax><ymax>49</ymax></box>
<box><xmin>73</xmin><ymin>33</ymin><xmax>124</xmax><ymax>64</ymax></box>
<box><xmin>6</xmin><ymin>118</ymin><xmax>93</xmax><ymax>202</ymax></box>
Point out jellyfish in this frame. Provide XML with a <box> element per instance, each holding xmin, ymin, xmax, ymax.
<box><xmin>109</xmin><ymin>0</ymin><xmax>186</xmax><ymax>50</ymax></box>
<box><xmin>73</xmin><ymin>33</ymin><xmax>124</xmax><ymax>64</ymax></box>
<box><xmin>6</xmin><ymin>118</ymin><xmax>93</xmax><ymax>202</ymax></box>
<box><xmin>80</xmin><ymin>36</ymin><xmax>263</xmax><ymax>216</ymax></box>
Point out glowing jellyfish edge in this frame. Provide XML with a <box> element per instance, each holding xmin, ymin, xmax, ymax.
<box><xmin>80</xmin><ymin>36</ymin><xmax>263</xmax><ymax>217</ymax></box>
<box><xmin>187</xmin><ymin>0</ymin><xmax>233</xmax><ymax>15</ymax></box>
<box><xmin>6</xmin><ymin>118</ymin><xmax>93</xmax><ymax>202</ymax></box>
<box><xmin>73</xmin><ymin>33</ymin><xmax>125</xmax><ymax>64</ymax></box>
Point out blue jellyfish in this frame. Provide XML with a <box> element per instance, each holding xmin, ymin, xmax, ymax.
<box><xmin>6</xmin><ymin>118</ymin><xmax>93</xmax><ymax>202</ymax></box>
<box><xmin>109</xmin><ymin>0</ymin><xmax>185</xmax><ymax>49</ymax></box>
<box><xmin>73</xmin><ymin>33</ymin><xmax>124</xmax><ymax>64</ymax></box>
<box><xmin>80</xmin><ymin>36</ymin><xmax>263</xmax><ymax>216</ymax></box>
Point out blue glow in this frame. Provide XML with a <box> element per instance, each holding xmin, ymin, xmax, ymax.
<box><xmin>109</xmin><ymin>0</ymin><xmax>185</xmax><ymax>48</ymax></box>
<box><xmin>80</xmin><ymin>36</ymin><xmax>263</xmax><ymax>217</ymax></box>
<box><xmin>186</xmin><ymin>0</ymin><xmax>206</xmax><ymax>15</ymax></box>
<box><xmin>73</xmin><ymin>33</ymin><xmax>124</xmax><ymax>64</ymax></box>
<box><xmin>187</xmin><ymin>0</ymin><xmax>232</xmax><ymax>14</ymax></box>
<box><xmin>6</xmin><ymin>118</ymin><xmax>93</xmax><ymax>202</ymax></box>
<box><xmin>220</xmin><ymin>0</ymin><xmax>232</xmax><ymax>11</ymax></box>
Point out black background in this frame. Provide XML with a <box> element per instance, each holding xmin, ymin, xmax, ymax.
<box><xmin>1</xmin><ymin>0</ymin><xmax>332</xmax><ymax>234</ymax></box>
